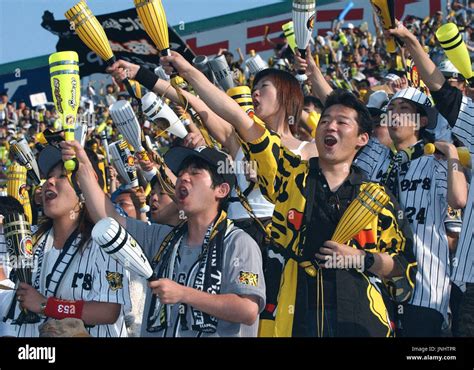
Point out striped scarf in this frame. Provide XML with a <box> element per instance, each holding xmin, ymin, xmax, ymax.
<box><xmin>147</xmin><ymin>210</ymin><xmax>229</xmax><ymax>334</ymax></box>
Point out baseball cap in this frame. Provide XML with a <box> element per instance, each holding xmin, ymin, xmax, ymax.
<box><xmin>388</xmin><ymin>87</ymin><xmax>438</xmax><ymax>128</ymax></box>
<box><xmin>366</xmin><ymin>90</ymin><xmax>389</xmax><ymax>116</ymax></box>
<box><xmin>38</xmin><ymin>145</ymin><xmax>63</xmax><ymax>178</ymax></box>
<box><xmin>389</xmin><ymin>87</ymin><xmax>432</xmax><ymax>112</ymax></box>
<box><xmin>384</xmin><ymin>73</ymin><xmax>401</xmax><ymax>82</ymax></box>
<box><xmin>438</xmin><ymin>59</ymin><xmax>465</xmax><ymax>81</ymax></box>
<box><xmin>38</xmin><ymin>145</ymin><xmax>104</xmax><ymax>191</ymax></box>
<box><xmin>164</xmin><ymin>146</ymin><xmax>236</xmax><ymax>188</ymax></box>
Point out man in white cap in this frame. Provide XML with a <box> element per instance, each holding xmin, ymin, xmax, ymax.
<box><xmin>389</xmin><ymin>18</ymin><xmax>474</xmax><ymax>337</ymax></box>
<box><xmin>354</xmin><ymin>87</ymin><xmax>468</xmax><ymax>336</ymax></box>
<box><xmin>438</xmin><ymin>59</ymin><xmax>466</xmax><ymax>92</ymax></box>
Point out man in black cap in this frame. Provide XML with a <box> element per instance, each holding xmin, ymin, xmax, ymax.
<box><xmin>61</xmin><ymin>141</ymin><xmax>265</xmax><ymax>337</ymax></box>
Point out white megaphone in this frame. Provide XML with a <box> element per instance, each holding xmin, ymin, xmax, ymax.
<box><xmin>141</xmin><ymin>92</ymin><xmax>188</xmax><ymax>139</ymax></box>
<box><xmin>74</xmin><ymin>122</ymin><xmax>88</xmax><ymax>147</ymax></box>
<box><xmin>208</xmin><ymin>55</ymin><xmax>235</xmax><ymax>92</ymax></box>
<box><xmin>193</xmin><ymin>55</ymin><xmax>215</xmax><ymax>83</ymax></box>
<box><xmin>245</xmin><ymin>54</ymin><xmax>269</xmax><ymax>76</ymax></box>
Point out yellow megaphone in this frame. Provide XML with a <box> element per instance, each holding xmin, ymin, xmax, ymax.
<box><xmin>370</xmin><ymin>0</ymin><xmax>397</xmax><ymax>53</ymax></box>
<box><xmin>227</xmin><ymin>86</ymin><xmax>255</xmax><ymax>118</ymax></box>
<box><xmin>7</xmin><ymin>163</ymin><xmax>32</xmax><ymax>222</ymax></box>
<box><xmin>307</xmin><ymin>111</ymin><xmax>320</xmax><ymax>138</ymax></box>
<box><xmin>436</xmin><ymin>23</ymin><xmax>474</xmax><ymax>84</ymax></box>
<box><xmin>49</xmin><ymin>51</ymin><xmax>80</xmax><ymax>171</ymax></box>
<box><xmin>282</xmin><ymin>21</ymin><xmax>297</xmax><ymax>54</ymax></box>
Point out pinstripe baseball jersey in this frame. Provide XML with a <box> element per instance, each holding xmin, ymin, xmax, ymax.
<box><xmin>449</xmin><ymin>96</ymin><xmax>474</xmax><ymax>283</ymax></box>
<box><xmin>15</xmin><ymin>228</ymin><xmax>131</xmax><ymax>337</ymax></box>
<box><xmin>355</xmin><ymin>139</ymin><xmax>451</xmax><ymax>318</ymax></box>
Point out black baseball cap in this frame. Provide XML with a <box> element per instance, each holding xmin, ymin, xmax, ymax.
<box><xmin>38</xmin><ymin>145</ymin><xmax>105</xmax><ymax>190</ymax></box>
<box><xmin>38</xmin><ymin>145</ymin><xmax>63</xmax><ymax>178</ymax></box>
<box><xmin>164</xmin><ymin>146</ymin><xmax>236</xmax><ymax>188</ymax></box>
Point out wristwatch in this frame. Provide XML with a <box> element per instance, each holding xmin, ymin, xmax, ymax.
<box><xmin>363</xmin><ymin>252</ymin><xmax>375</xmax><ymax>272</ymax></box>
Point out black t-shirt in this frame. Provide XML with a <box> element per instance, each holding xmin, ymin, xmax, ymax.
<box><xmin>430</xmin><ymin>80</ymin><xmax>463</xmax><ymax>127</ymax></box>
<box><xmin>303</xmin><ymin>164</ymin><xmax>363</xmax><ymax>310</ymax></box>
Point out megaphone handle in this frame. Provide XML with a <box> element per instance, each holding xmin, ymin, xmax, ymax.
<box><xmin>394</xmin><ymin>35</ymin><xmax>404</xmax><ymax>48</ymax></box>
<box><xmin>297</xmin><ymin>48</ymin><xmax>307</xmax><ymax>75</ymax></box>
<box><xmin>122</xmin><ymin>78</ymin><xmax>141</xmax><ymax>101</ymax></box>
<box><xmin>160</xmin><ymin>49</ymin><xmax>179</xmax><ymax>78</ymax></box>
<box><xmin>147</xmin><ymin>273</ymin><xmax>158</xmax><ymax>282</ymax></box>
<box><xmin>106</xmin><ymin>56</ymin><xmax>141</xmax><ymax>102</ymax></box>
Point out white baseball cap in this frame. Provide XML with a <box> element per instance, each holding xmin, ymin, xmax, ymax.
<box><xmin>389</xmin><ymin>87</ymin><xmax>432</xmax><ymax>109</ymax></box>
<box><xmin>389</xmin><ymin>87</ymin><xmax>438</xmax><ymax>128</ymax></box>
<box><xmin>438</xmin><ymin>59</ymin><xmax>464</xmax><ymax>80</ymax></box>
<box><xmin>367</xmin><ymin>90</ymin><xmax>389</xmax><ymax>115</ymax></box>
<box><xmin>384</xmin><ymin>73</ymin><xmax>401</xmax><ymax>82</ymax></box>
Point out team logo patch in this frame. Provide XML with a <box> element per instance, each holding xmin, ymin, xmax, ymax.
<box><xmin>307</xmin><ymin>14</ymin><xmax>315</xmax><ymax>31</ymax></box>
<box><xmin>238</xmin><ymin>271</ymin><xmax>258</xmax><ymax>287</ymax></box>
<box><xmin>127</xmin><ymin>155</ymin><xmax>135</xmax><ymax>167</ymax></box>
<box><xmin>20</xmin><ymin>237</ymin><xmax>33</xmax><ymax>256</ymax></box>
<box><xmin>19</xmin><ymin>184</ymin><xmax>28</xmax><ymax>200</ymax></box>
<box><xmin>105</xmin><ymin>271</ymin><xmax>123</xmax><ymax>291</ymax></box>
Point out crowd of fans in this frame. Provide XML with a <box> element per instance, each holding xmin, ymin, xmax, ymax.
<box><xmin>0</xmin><ymin>0</ymin><xmax>473</xmax><ymax>338</ymax></box>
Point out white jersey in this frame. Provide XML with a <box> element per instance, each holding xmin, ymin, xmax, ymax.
<box><xmin>15</xmin><ymin>228</ymin><xmax>131</xmax><ymax>337</ymax></box>
<box><xmin>355</xmin><ymin>139</ymin><xmax>451</xmax><ymax>318</ymax></box>
<box><xmin>227</xmin><ymin>147</ymin><xmax>274</xmax><ymax>220</ymax></box>
<box><xmin>450</xmin><ymin>95</ymin><xmax>474</xmax><ymax>283</ymax></box>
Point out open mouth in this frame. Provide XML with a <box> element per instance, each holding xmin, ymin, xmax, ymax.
<box><xmin>177</xmin><ymin>186</ymin><xmax>189</xmax><ymax>201</ymax></box>
<box><xmin>44</xmin><ymin>190</ymin><xmax>57</xmax><ymax>201</ymax></box>
<box><xmin>324</xmin><ymin>135</ymin><xmax>338</xmax><ymax>148</ymax></box>
<box><xmin>150</xmin><ymin>202</ymin><xmax>159</xmax><ymax>212</ymax></box>
<box><xmin>253</xmin><ymin>99</ymin><xmax>260</xmax><ymax>109</ymax></box>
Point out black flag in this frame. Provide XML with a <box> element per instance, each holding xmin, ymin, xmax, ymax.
<box><xmin>41</xmin><ymin>8</ymin><xmax>195</xmax><ymax>77</ymax></box>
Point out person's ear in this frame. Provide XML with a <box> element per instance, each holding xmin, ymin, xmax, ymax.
<box><xmin>356</xmin><ymin>132</ymin><xmax>369</xmax><ymax>149</ymax></box>
<box><xmin>215</xmin><ymin>183</ymin><xmax>230</xmax><ymax>200</ymax></box>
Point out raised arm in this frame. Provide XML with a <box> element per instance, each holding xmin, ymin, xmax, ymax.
<box><xmin>294</xmin><ymin>47</ymin><xmax>333</xmax><ymax>105</ymax></box>
<box><xmin>387</xmin><ymin>20</ymin><xmax>446</xmax><ymax>92</ymax></box>
<box><xmin>108</xmin><ymin>60</ymin><xmax>241</xmax><ymax>157</ymax></box>
<box><xmin>159</xmin><ymin>51</ymin><xmax>265</xmax><ymax>143</ymax></box>
<box><xmin>61</xmin><ymin>141</ymin><xmax>125</xmax><ymax>226</ymax></box>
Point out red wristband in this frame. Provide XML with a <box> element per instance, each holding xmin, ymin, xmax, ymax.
<box><xmin>44</xmin><ymin>297</ymin><xmax>84</xmax><ymax>320</ymax></box>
